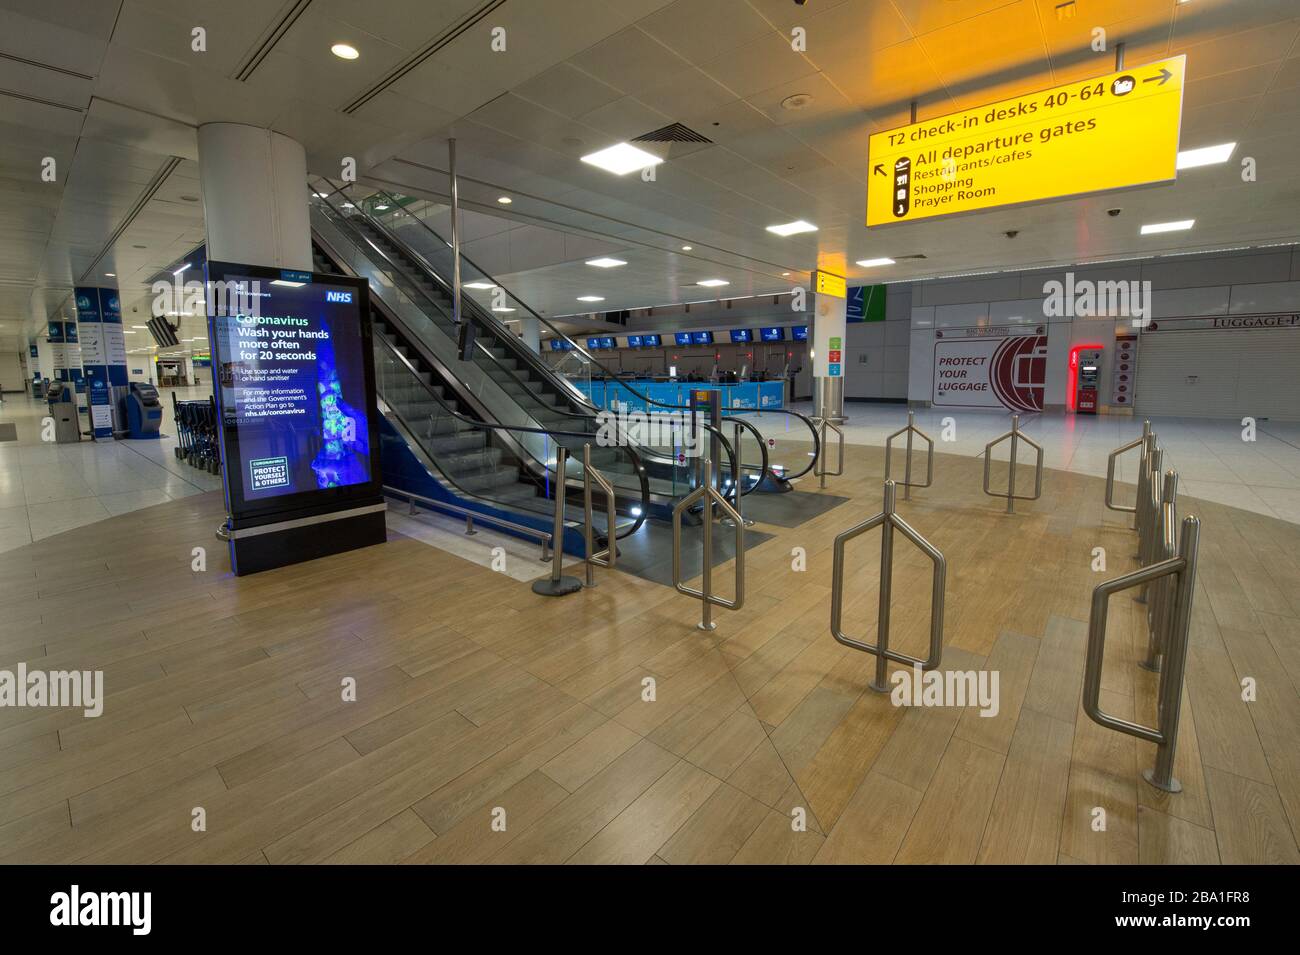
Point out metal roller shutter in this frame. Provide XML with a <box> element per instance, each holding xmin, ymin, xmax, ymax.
<box><xmin>1136</xmin><ymin>327</ymin><xmax>1300</xmax><ymax>420</ymax></box>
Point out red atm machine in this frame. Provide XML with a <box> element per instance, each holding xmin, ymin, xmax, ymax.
<box><xmin>1074</xmin><ymin>347</ymin><xmax>1103</xmax><ymax>414</ymax></box>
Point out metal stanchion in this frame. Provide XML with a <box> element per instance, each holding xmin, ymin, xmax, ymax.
<box><xmin>582</xmin><ymin>443</ymin><xmax>616</xmax><ymax>588</ymax></box>
<box><xmin>1105</xmin><ymin>420</ymin><xmax>1152</xmax><ymax>522</ymax></box>
<box><xmin>532</xmin><ymin>446</ymin><xmax>583</xmax><ymax>597</ymax></box>
<box><xmin>1141</xmin><ymin>470</ymin><xmax>1180</xmax><ymax>673</ymax></box>
<box><xmin>1136</xmin><ymin>446</ymin><xmax>1163</xmax><ymax>605</ymax></box>
<box><xmin>725</xmin><ymin>420</ymin><xmax>755</xmax><ymax>528</ymax></box>
<box><xmin>672</xmin><ymin>457</ymin><xmax>746</xmax><ymax>631</ymax></box>
<box><xmin>830</xmin><ymin>480</ymin><xmax>947</xmax><ymax>692</ymax></box>
<box><xmin>983</xmin><ymin>414</ymin><xmax>1043</xmax><ymax>513</ymax></box>
<box><xmin>884</xmin><ymin>411</ymin><xmax>934</xmax><ymax>501</ymax></box>
<box><xmin>1083</xmin><ymin>516</ymin><xmax>1200</xmax><ymax>792</ymax></box>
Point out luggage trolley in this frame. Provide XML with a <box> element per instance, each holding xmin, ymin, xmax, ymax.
<box><xmin>172</xmin><ymin>394</ymin><xmax>222</xmax><ymax>474</ymax></box>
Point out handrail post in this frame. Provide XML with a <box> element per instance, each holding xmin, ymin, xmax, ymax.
<box><xmin>1137</xmin><ymin>447</ymin><xmax>1163</xmax><ymax>605</ymax></box>
<box><xmin>982</xmin><ymin>414</ymin><xmax>1042</xmax><ymax>512</ymax></box>
<box><xmin>672</xmin><ymin>456</ymin><xmax>746</xmax><ymax>631</ymax></box>
<box><xmin>903</xmin><ymin>412</ymin><xmax>915</xmax><ymax>502</ymax></box>
<box><xmin>830</xmin><ymin>480</ymin><xmax>947</xmax><ymax>693</ymax></box>
<box><xmin>531</xmin><ymin>445</ymin><xmax>583</xmax><ymax>597</ymax></box>
<box><xmin>1147</xmin><ymin>517</ymin><xmax>1200</xmax><ymax>791</ymax></box>
<box><xmin>1006</xmin><ymin>414</ymin><xmax>1019</xmax><ymax>513</ymax></box>
<box><xmin>583</xmin><ymin>444</ymin><xmax>597</xmax><ymax>588</ymax></box>
<box><xmin>1141</xmin><ymin>470</ymin><xmax>1179</xmax><ymax>672</ymax></box>
<box><xmin>874</xmin><ymin>481</ymin><xmax>897</xmax><ymax>691</ymax></box>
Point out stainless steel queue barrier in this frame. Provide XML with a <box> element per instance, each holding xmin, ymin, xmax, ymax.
<box><xmin>1105</xmin><ymin>420</ymin><xmax>1152</xmax><ymax>522</ymax></box>
<box><xmin>1135</xmin><ymin>445</ymin><xmax>1163</xmax><ymax>603</ymax></box>
<box><xmin>982</xmin><ymin>413</ymin><xmax>1043</xmax><ymax>513</ymax></box>
<box><xmin>1084</xmin><ymin>515</ymin><xmax>1201</xmax><ymax>793</ymax></box>
<box><xmin>725</xmin><ymin>420</ymin><xmax>755</xmax><ymax>528</ymax></box>
<box><xmin>532</xmin><ymin>445</ymin><xmax>585</xmax><ymax>597</ymax></box>
<box><xmin>884</xmin><ymin>411</ymin><xmax>934</xmax><ymax>501</ymax></box>
<box><xmin>813</xmin><ymin>416</ymin><xmax>844</xmax><ymax>489</ymax></box>
<box><xmin>581</xmin><ymin>443</ymin><xmax>617</xmax><ymax>588</ymax></box>
<box><xmin>672</xmin><ymin>457</ymin><xmax>745</xmax><ymax>631</ymax></box>
<box><xmin>384</xmin><ymin>485</ymin><xmax>552</xmax><ymax>560</ymax></box>
<box><xmin>830</xmin><ymin>480</ymin><xmax>947</xmax><ymax>692</ymax></box>
<box><xmin>1141</xmin><ymin>470</ymin><xmax>1179</xmax><ymax>672</ymax></box>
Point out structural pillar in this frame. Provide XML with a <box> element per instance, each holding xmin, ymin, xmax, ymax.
<box><xmin>197</xmin><ymin>124</ymin><xmax>312</xmax><ymax>271</ymax></box>
<box><xmin>811</xmin><ymin>270</ymin><xmax>847</xmax><ymax>422</ymax></box>
<box><xmin>519</xmin><ymin>317</ymin><xmax>541</xmax><ymax>353</ymax></box>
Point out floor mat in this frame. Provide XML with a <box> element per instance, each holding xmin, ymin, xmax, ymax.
<box><xmin>737</xmin><ymin>487</ymin><xmax>851</xmax><ymax>527</ymax></box>
<box><xmin>613</xmin><ymin>518</ymin><xmax>773</xmax><ymax>586</ymax></box>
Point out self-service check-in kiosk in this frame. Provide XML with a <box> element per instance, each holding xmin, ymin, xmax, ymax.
<box><xmin>125</xmin><ymin>382</ymin><xmax>163</xmax><ymax>438</ymax></box>
<box><xmin>1075</xmin><ymin>348</ymin><xmax>1103</xmax><ymax>415</ymax></box>
<box><xmin>46</xmin><ymin>382</ymin><xmax>81</xmax><ymax>443</ymax></box>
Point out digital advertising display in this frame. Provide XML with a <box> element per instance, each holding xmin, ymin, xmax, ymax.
<box><xmin>642</xmin><ymin>334</ymin><xmax>662</xmax><ymax>347</ymax></box>
<box><xmin>549</xmin><ymin>338</ymin><xmax>574</xmax><ymax>351</ymax></box>
<box><xmin>760</xmin><ymin>327</ymin><xmax>785</xmax><ymax>342</ymax></box>
<box><xmin>674</xmin><ymin>332</ymin><xmax>692</xmax><ymax>346</ymax></box>
<box><xmin>206</xmin><ymin>263</ymin><xmax>381</xmax><ymax>523</ymax></box>
<box><xmin>626</xmin><ymin>335</ymin><xmax>643</xmax><ymax>347</ymax></box>
<box><xmin>691</xmin><ymin>330</ymin><xmax>714</xmax><ymax>345</ymax></box>
<box><xmin>586</xmin><ymin>336</ymin><xmax>616</xmax><ymax>350</ymax></box>
<box><xmin>729</xmin><ymin>329</ymin><xmax>752</xmax><ymax>344</ymax></box>
<box><xmin>792</xmin><ymin>325</ymin><xmax>809</xmax><ymax>341</ymax></box>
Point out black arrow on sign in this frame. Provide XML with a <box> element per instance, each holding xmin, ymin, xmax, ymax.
<box><xmin>873</xmin><ymin>163</ymin><xmax>885</xmax><ymax>176</ymax></box>
<box><xmin>1144</xmin><ymin>67</ymin><xmax>1173</xmax><ymax>85</ymax></box>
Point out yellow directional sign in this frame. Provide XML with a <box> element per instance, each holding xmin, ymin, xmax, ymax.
<box><xmin>866</xmin><ymin>55</ymin><xmax>1186</xmax><ymax>227</ymax></box>
<box><xmin>814</xmin><ymin>270</ymin><xmax>846</xmax><ymax>298</ymax></box>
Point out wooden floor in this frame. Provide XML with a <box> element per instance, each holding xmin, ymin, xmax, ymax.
<box><xmin>1</xmin><ymin>443</ymin><xmax>1298</xmax><ymax>865</ymax></box>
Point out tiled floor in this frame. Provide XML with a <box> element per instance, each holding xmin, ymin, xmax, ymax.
<box><xmin>0</xmin><ymin>387</ymin><xmax>223</xmax><ymax>553</ymax></box>
<box><xmin>3</xmin><ymin>391</ymin><xmax>1297</xmax><ymax>560</ymax></box>
<box><xmin>772</xmin><ymin>403</ymin><xmax>1300</xmax><ymax>524</ymax></box>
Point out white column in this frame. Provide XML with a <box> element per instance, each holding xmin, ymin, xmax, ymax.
<box><xmin>519</xmin><ymin>318</ymin><xmax>541</xmax><ymax>353</ymax></box>
<box><xmin>197</xmin><ymin>124</ymin><xmax>312</xmax><ymax>271</ymax></box>
<box><xmin>811</xmin><ymin>274</ymin><xmax>847</xmax><ymax>421</ymax></box>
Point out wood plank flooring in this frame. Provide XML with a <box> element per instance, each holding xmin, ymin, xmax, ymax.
<box><xmin>1</xmin><ymin>441</ymin><xmax>1297</xmax><ymax>864</ymax></box>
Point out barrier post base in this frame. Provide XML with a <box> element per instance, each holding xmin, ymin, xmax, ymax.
<box><xmin>532</xmin><ymin>576</ymin><xmax>583</xmax><ymax>597</ymax></box>
<box><xmin>1143</xmin><ymin>767</ymin><xmax>1183</xmax><ymax>794</ymax></box>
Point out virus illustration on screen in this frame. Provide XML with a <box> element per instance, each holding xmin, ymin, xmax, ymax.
<box><xmin>311</xmin><ymin>363</ymin><xmax>369</xmax><ymax>490</ymax></box>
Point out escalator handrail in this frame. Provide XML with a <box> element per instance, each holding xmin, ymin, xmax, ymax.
<box><xmin>336</xmin><ymin>180</ymin><xmax>821</xmax><ymax>480</ymax></box>
<box><xmin>377</xmin><ymin>331</ymin><xmax>692</xmax><ymax>542</ymax></box>
<box><xmin>313</xmin><ymin>190</ymin><xmax>757</xmax><ymax>506</ymax></box>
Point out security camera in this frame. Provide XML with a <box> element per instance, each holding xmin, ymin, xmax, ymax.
<box><xmin>1107</xmin><ymin>208</ymin><xmax>1122</xmax><ymax>217</ymax></box>
<box><xmin>793</xmin><ymin>0</ymin><xmax>808</xmax><ymax>5</ymax></box>
<box><xmin>1005</xmin><ymin>230</ymin><xmax>1018</xmax><ymax>239</ymax></box>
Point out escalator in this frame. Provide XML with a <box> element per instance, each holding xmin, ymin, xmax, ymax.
<box><xmin>308</xmin><ymin>179</ymin><xmax>819</xmax><ymax>557</ymax></box>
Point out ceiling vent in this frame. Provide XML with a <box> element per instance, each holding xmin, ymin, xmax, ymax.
<box><xmin>633</xmin><ymin>123</ymin><xmax>713</xmax><ymax>145</ymax></box>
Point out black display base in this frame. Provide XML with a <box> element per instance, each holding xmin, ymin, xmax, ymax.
<box><xmin>230</xmin><ymin>508</ymin><xmax>387</xmax><ymax>576</ymax></box>
<box><xmin>532</xmin><ymin>575</ymin><xmax>583</xmax><ymax>596</ymax></box>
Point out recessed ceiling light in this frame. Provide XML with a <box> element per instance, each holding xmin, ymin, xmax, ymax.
<box><xmin>105</xmin><ymin>273</ymin><xmax>115</xmax><ymax>277</ymax></box>
<box><xmin>374</xmin><ymin>204</ymin><xmax>389</xmax><ymax>211</ymax></box>
<box><xmin>782</xmin><ymin>271</ymin><xmax>791</xmax><ymax>276</ymax></box>
<box><xmin>492</xmin><ymin>306</ymin><xmax>516</xmax><ymax>313</ymax></box>
<box><xmin>857</xmin><ymin>257</ymin><xmax>896</xmax><ymax>267</ymax></box>
<box><xmin>586</xmin><ymin>257</ymin><xmax>627</xmax><ymax>268</ymax></box>
<box><xmin>577</xmin><ymin>296</ymin><xmax>605</xmax><ymax>302</ymax></box>
<box><xmin>580</xmin><ymin>142</ymin><xmax>663</xmax><ymax>176</ymax></box>
<box><xmin>464</xmin><ymin>282</ymin><xmax>496</xmax><ymax>290</ymax></box>
<box><xmin>132</xmin><ymin>325</ymin><xmax>148</xmax><ymax>329</ymax></box>
<box><xmin>1141</xmin><ymin>219</ymin><xmax>1195</xmax><ymax>235</ymax></box>
<box><xmin>331</xmin><ymin>43</ymin><xmax>359</xmax><ymax>60</ymax></box>
<box><xmin>124</xmin><ymin>330</ymin><xmax>135</xmax><ymax>334</ymax></box>
<box><xmin>697</xmin><ymin>279</ymin><xmax>729</xmax><ymax>287</ymax></box>
<box><xmin>681</xmin><ymin>245</ymin><xmax>693</xmax><ymax>251</ymax></box>
<box><xmin>1176</xmin><ymin>142</ymin><xmax>1236</xmax><ymax>169</ymax></box>
<box><xmin>497</xmin><ymin>196</ymin><xmax>513</xmax><ymax>204</ymax></box>
<box><xmin>766</xmin><ymin>220</ymin><xmax>817</xmax><ymax>236</ymax></box>
<box><xmin>180</xmin><ymin>194</ymin><xmax>199</xmax><ymax>202</ymax></box>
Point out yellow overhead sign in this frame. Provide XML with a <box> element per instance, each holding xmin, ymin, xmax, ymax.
<box><xmin>866</xmin><ymin>55</ymin><xmax>1186</xmax><ymax>227</ymax></box>
<box><xmin>814</xmin><ymin>270</ymin><xmax>847</xmax><ymax>298</ymax></box>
